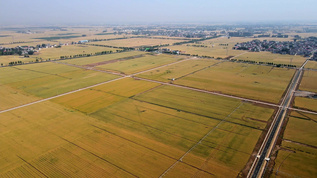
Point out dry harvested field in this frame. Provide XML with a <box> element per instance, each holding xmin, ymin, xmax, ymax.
<box><xmin>172</xmin><ymin>62</ymin><xmax>295</xmax><ymax>103</ymax></box>
<box><xmin>88</xmin><ymin>38</ymin><xmax>188</xmax><ymax>48</ymax></box>
<box><xmin>272</xmin><ymin>111</ymin><xmax>317</xmax><ymax>178</ymax></box>
<box><xmin>96</xmin><ymin>54</ymin><xmax>183</xmax><ymax>74</ymax></box>
<box><xmin>300</xmin><ymin>70</ymin><xmax>317</xmax><ymax>93</ymax></box>
<box><xmin>236</xmin><ymin>51</ymin><xmax>307</xmax><ymax>67</ymax></box>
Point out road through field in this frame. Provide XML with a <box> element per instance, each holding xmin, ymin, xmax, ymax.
<box><xmin>247</xmin><ymin>55</ymin><xmax>312</xmax><ymax>178</ymax></box>
<box><xmin>1</xmin><ymin>55</ymin><xmax>317</xmax><ymax>116</ymax></box>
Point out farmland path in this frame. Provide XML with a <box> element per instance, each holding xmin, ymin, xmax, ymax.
<box><xmin>1</xmin><ymin>55</ymin><xmax>317</xmax><ymax>116</ymax></box>
<box><xmin>247</xmin><ymin>53</ymin><xmax>314</xmax><ymax>178</ymax></box>
<box><xmin>159</xmin><ymin>102</ymin><xmax>244</xmax><ymax>177</ymax></box>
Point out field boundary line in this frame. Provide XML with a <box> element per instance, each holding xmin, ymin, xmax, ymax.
<box><xmin>57</xmin><ymin>136</ymin><xmax>139</xmax><ymax>177</ymax></box>
<box><xmin>132</xmin><ymin>98</ymin><xmax>262</xmax><ymax>130</ymax></box>
<box><xmin>0</xmin><ymin>76</ymin><xmax>127</xmax><ymax>114</ymax></box>
<box><xmin>16</xmin><ymin>155</ymin><xmax>48</xmax><ymax>178</ymax></box>
<box><xmin>159</xmin><ymin>102</ymin><xmax>243</xmax><ymax>177</ymax></box>
<box><xmin>90</xmin><ymin>124</ymin><xmax>216</xmax><ymax>176</ymax></box>
<box><xmin>174</xmin><ymin>60</ymin><xmax>225</xmax><ymax>80</ymax></box>
<box><xmin>133</xmin><ymin>77</ymin><xmax>279</xmax><ymax>108</ymax></box>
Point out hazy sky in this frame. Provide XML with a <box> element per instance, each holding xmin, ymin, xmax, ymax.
<box><xmin>1</xmin><ymin>0</ymin><xmax>317</xmax><ymax>25</ymax></box>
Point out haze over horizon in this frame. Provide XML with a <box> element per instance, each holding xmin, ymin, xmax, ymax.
<box><xmin>1</xmin><ymin>0</ymin><xmax>317</xmax><ymax>26</ymax></box>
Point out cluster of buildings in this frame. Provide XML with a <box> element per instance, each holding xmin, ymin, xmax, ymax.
<box><xmin>130</xmin><ymin>30</ymin><xmax>217</xmax><ymax>38</ymax></box>
<box><xmin>233</xmin><ymin>37</ymin><xmax>317</xmax><ymax>57</ymax></box>
<box><xmin>0</xmin><ymin>39</ymin><xmax>90</xmax><ymax>56</ymax></box>
<box><xmin>0</xmin><ymin>46</ymin><xmax>37</xmax><ymax>56</ymax></box>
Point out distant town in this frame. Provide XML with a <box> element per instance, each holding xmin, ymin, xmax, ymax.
<box><xmin>233</xmin><ymin>37</ymin><xmax>317</xmax><ymax>60</ymax></box>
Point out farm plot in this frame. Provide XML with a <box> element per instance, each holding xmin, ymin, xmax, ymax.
<box><xmin>137</xmin><ymin>58</ymin><xmax>219</xmax><ymax>82</ymax></box>
<box><xmin>0</xmin><ymin>40</ymin><xmax>59</xmax><ymax>48</ymax></box>
<box><xmin>131</xmin><ymin>85</ymin><xmax>274</xmax><ymax>177</ymax></box>
<box><xmin>168</xmin><ymin>44</ymin><xmax>245</xmax><ymax>58</ymax></box>
<box><xmin>63</xmin><ymin>51</ymin><xmax>146</xmax><ymax>66</ymax></box>
<box><xmin>0</xmin><ymin>55</ymin><xmax>38</xmax><ymax>66</ymax></box>
<box><xmin>96</xmin><ymin>54</ymin><xmax>183</xmax><ymax>74</ymax></box>
<box><xmin>0</xmin><ymin>85</ymin><xmax>39</xmax><ymax>111</ymax></box>
<box><xmin>168</xmin><ymin>124</ymin><xmax>262</xmax><ymax>177</ymax></box>
<box><xmin>0</xmin><ymin>101</ymin><xmax>176</xmax><ymax>177</ymax></box>
<box><xmin>299</xmin><ymin>70</ymin><xmax>317</xmax><ymax>93</ymax></box>
<box><xmin>52</xmin><ymin>77</ymin><xmax>160</xmax><ymax>114</ymax></box>
<box><xmin>173</xmin><ymin>62</ymin><xmax>295</xmax><ymax>103</ymax></box>
<box><xmin>294</xmin><ymin>97</ymin><xmax>317</xmax><ymax>112</ymax></box>
<box><xmin>305</xmin><ymin>61</ymin><xmax>317</xmax><ymax>69</ymax></box>
<box><xmin>0</xmin><ymin>62</ymin><xmax>119</xmax><ymax>98</ymax></box>
<box><xmin>235</xmin><ymin>51</ymin><xmax>306</xmax><ymax>67</ymax></box>
<box><xmin>88</xmin><ymin>38</ymin><xmax>187</xmax><ymax>48</ymax></box>
<box><xmin>169</xmin><ymin>36</ymin><xmax>254</xmax><ymax>58</ymax></box>
<box><xmin>33</xmin><ymin>44</ymin><xmax>116</xmax><ymax>60</ymax></box>
<box><xmin>272</xmin><ymin>111</ymin><xmax>317</xmax><ymax>178</ymax></box>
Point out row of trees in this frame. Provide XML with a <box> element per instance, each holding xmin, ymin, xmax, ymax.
<box><xmin>172</xmin><ymin>35</ymin><xmax>220</xmax><ymax>46</ymax></box>
<box><xmin>87</xmin><ymin>44</ymin><xmax>135</xmax><ymax>50</ymax></box>
<box><xmin>230</xmin><ymin>58</ymin><xmax>297</xmax><ymax>68</ymax></box>
<box><xmin>59</xmin><ymin>49</ymin><xmax>132</xmax><ymax>60</ymax></box>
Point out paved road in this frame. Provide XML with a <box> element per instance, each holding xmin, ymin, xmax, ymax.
<box><xmin>247</xmin><ymin>56</ymin><xmax>311</xmax><ymax>178</ymax></box>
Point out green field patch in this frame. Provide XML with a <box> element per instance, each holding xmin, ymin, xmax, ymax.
<box><xmin>300</xmin><ymin>70</ymin><xmax>317</xmax><ymax>93</ymax></box>
<box><xmin>137</xmin><ymin>58</ymin><xmax>218</xmax><ymax>82</ymax></box>
<box><xmin>52</xmin><ymin>78</ymin><xmax>160</xmax><ymax>113</ymax></box>
<box><xmin>284</xmin><ymin>112</ymin><xmax>317</xmax><ymax>147</ymax></box>
<box><xmin>226</xmin><ymin>102</ymin><xmax>274</xmax><ymax>129</ymax></box>
<box><xmin>92</xmin><ymin>77</ymin><xmax>161</xmax><ymax>97</ymax></box>
<box><xmin>174</xmin><ymin>62</ymin><xmax>295</xmax><ymax>103</ymax></box>
<box><xmin>236</xmin><ymin>51</ymin><xmax>306</xmax><ymax>67</ymax></box>
<box><xmin>0</xmin><ymin>66</ymin><xmax>49</xmax><ymax>85</ymax></box>
<box><xmin>97</xmin><ymin>54</ymin><xmax>183</xmax><ymax>74</ymax></box>
<box><xmin>305</xmin><ymin>61</ymin><xmax>317</xmax><ymax>70</ymax></box>
<box><xmin>57</xmin><ymin>33</ymin><xmax>78</xmax><ymax>36</ymax></box>
<box><xmin>9</xmin><ymin>68</ymin><xmax>119</xmax><ymax>98</ymax></box>
<box><xmin>73</xmin><ymin>126</ymin><xmax>176</xmax><ymax>177</ymax></box>
<box><xmin>33</xmin><ymin>35</ymin><xmax>81</xmax><ymax>40</ymax></box>
<box><xmin>64</xmin><ymin>51</ymin><xmax>145</xmax><ymax>66</ymax></box>
<box><xmin>0</xmin><ymin>101</ymin><xmax>98</xmax><ymax>173</ymax></box>
<box><xmin>273</xmin><ymin>141</ymin><xmax>317</xmax><ymax>178</ymax></box>
<box><xmin>16</xmin><ymin>62</ymin><xmax>79</xmax><ymax>74</ymax></box>
<box><xmin>91</xmin><ymin>99</ymin><xmax>219</xmax><ymax>152</ymax></box>
<box><xmin>134</xmin><ymin>85</ymin><xmax>244</xmax><ymax>119</ymax></box>
<box><xmin>294</xmin><ymin>97</ymin><xmax>317</xmax><ymax>112</ymax></box>
<box><xmin>211</xmin><ymin>122</ymin><xmax>262</xmax><ymax>153</ymax></box>
<box><xmin>0</xmin><ymin>85</ymin><xmax>40</xmax><ymax>110</ymax></box>
<box><xmin>25</xmin><ymin>145</ymin><xmax>132</xmax><ymax>177</ymax></box>
<box><xmin>182</xmin><ymin>144</ymin><xmax>250</xmax><ymax>177</ymax></box>
<box><xmin>34</xmin><ymin>44</ymin><xmax>115</xmax><ymax>60</ymax></box>
<box><xmin>88</xmin><ymin>38</ymin><xmax>187</xmax><ymax>48</ymax></box>
<box><xmin>164</xmin><ymin>162</ymin><xmax>215</xmax><ymax>177</ymax></box>
<box><xmin>52</xmin><ymin>89</ymin><xmax>124</xmax><ymax>114</ymax></box>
